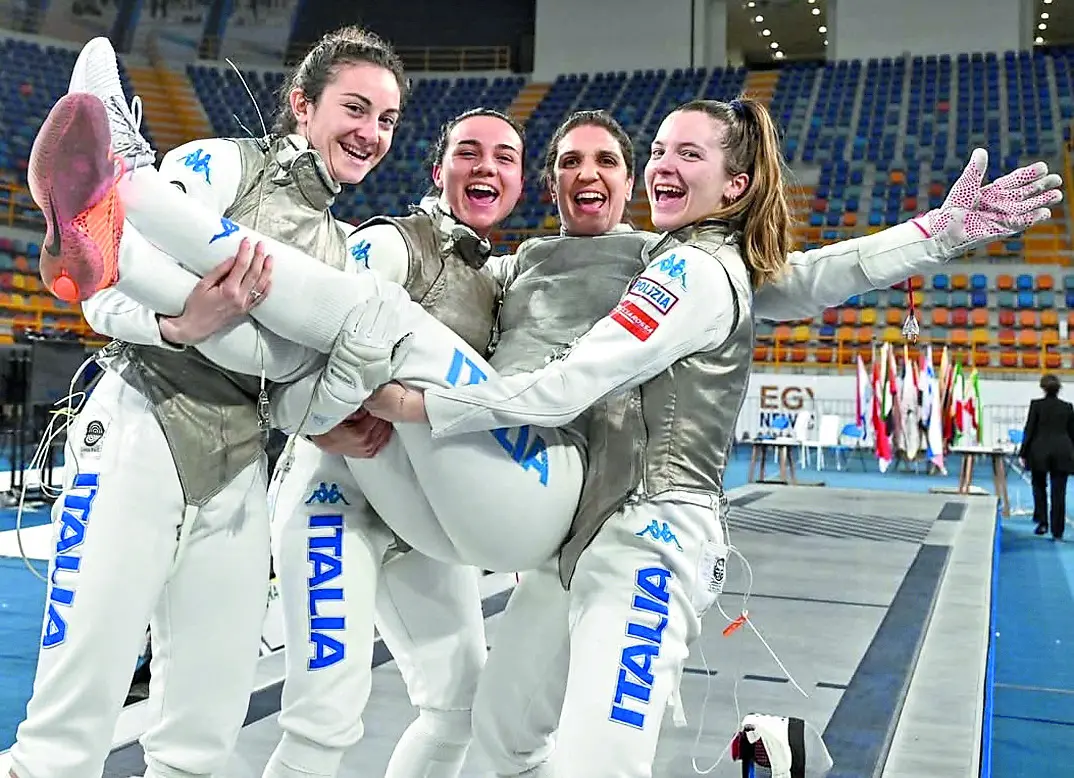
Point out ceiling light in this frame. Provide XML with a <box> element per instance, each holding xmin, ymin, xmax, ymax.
<box><xmin>1042</xmin><ymin>12</ymin><xmax>1050</xmax><ymax>19</ymax></box>
<box><xmin>1039</xmin><ymin>22</ymin><xmax>1048</xmax><ymax>29</ymax></box>
<box><xmin>1036</xmin><ymin>36</ymin><xmax>1045</xmax><ymax>44</ymax></box>
<box><xmin>812</xmin><ymin>7</ymin><xmax>821</xmax><ymax>15</ymax></box>
<box><xmin>762</xmin><ymin>28</ymin><xmax>771</xmax><ymax>35</ymax></box>
<box><xmin>755</xmin><ymin>14</ymin><xmax>764</xmax><ymax>22</ymax></box>
<box><xmin>819</xmin><ymin>25</ymin><xmax>827</xmax><ymax>33</ymax></box>
<box><xmin>775</xmin><ymin>51</ymin><xmax>785</xmax><ymax>59</ymax></box>
<box><xmin>1045</xmin><ymin>0</ymin><xmax>1052</xmax><ymax>4</ymax></box>
<box><xmin>747</xmin><ymin>1</ymin><xmax>755</xmax><ymax>6</ymax></box>
<box><xmin>824</xmin><ymin>39</ymin><xmax>828</xmax><ymax>45</ymax></box>
<box><xmin>771</xmin><ymin>41</ymin><xmax>779</xmax><ymax>49</ymax></box>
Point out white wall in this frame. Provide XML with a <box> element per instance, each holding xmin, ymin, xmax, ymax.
<box><xmin>829</xmin><ymin>0</ymin><xmax>1025</xmax><ymax>61</ymax></box>
<box><xmin>533</xmin><ymin>0</ymin><xmax>709</xmax><ymax>80</ymax></box>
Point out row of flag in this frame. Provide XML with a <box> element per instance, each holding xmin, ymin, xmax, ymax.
<box><xmin>854</xmin><ymin>343</ymin><xmax>983</xmax><ymax>474</ymax></box>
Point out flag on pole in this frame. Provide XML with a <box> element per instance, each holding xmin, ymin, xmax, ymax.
<box><xmin>968</xmin><ymin>367</ymin><xmax>983</xmax><ymax>443</ymax></box>
<box><xmin>901</xmin><ymin>344</ymin><xmax>921</xmax><ymax>460</ymax></box>
<box><xmin>923</xmin><ymin>345</ymin><xmax>946</xmax><ymax>472</ymax></box>
<box><xmin>856</xmin><ymin>354</ymin><xmax>871</xmax><ymax>434</ymax></box>
<box><xmin>872</xmin><ymin>348</ymin><xmax>892</xmax><ymax>471</ymax></box>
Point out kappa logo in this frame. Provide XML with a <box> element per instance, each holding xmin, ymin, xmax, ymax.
<box><xmin>182</xmin><ymin>148</ymin><xmax>212</xmax><ymax>184</ymax></box>
<box><xmin>647</xmin><ymin>253</ymin><xmax>688</xmax><ymax>289</ymax></box>
<box><xmin>350</xmin><ymin>240</ymin><xmax>372</xmax><ymax>268</ymax></box>
<box><xmin>306</xmin><ymin>482</ymin><xmax>350</xmax><ymax>505</ymax></box>
<box><xmin>626</xmin><ymin>276</ymin><xmax>679</xmax><ymax>316</ymax></box>
<box><xmin>636</xmin><ymin>519</ymin><xmax>683</xmax><ymax>550</ymax></box>
<box><xmin>82</xmin><ymin>420</ymin><xmax>105</xmax><ymax>451</ymax></box>
<box><xmin>610</xmin><ymin>299</ymin><xmax>659</xmax><ymax>342</ymax></box>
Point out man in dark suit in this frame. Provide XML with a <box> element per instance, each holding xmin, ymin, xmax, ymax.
<box><xmin>1020</xmin><ymin>373</ymin><xmax>1074</xmax><ymax>539</ymax></box>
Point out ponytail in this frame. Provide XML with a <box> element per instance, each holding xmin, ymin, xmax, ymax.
<box><xmin>676</xmin><ymin>97</ymin><xmax>794</xmax><ymax>288</ymax></box>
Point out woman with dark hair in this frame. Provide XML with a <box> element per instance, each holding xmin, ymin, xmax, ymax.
<box><xmin>8</xmin><ymin>27</ymin><xmax>408</xmax><ymax>778</ymax></box>
<box><xmin>1020</xmin><ymin>373</ymin><xmax>1074</xmax><ymax>539</ymax></box>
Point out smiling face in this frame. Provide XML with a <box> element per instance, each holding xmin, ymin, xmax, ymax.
<box><xmin>550</xmin><ymin>123</ymin><xmax>634</xmax><ymax>236</ymax></box>
<box><xmin>644</xmin><ymin>109</ymin><xmax>749</xmax><ymax>231</ymax></box>
<box><xmin>431</xmin><ymin>114</ymin><xmax>525</xmax><ymax>237</ymax></box>
<box><xmin>290</xmin><ymin>60</ymin><xmax>401</xmax><ymax>185</ymax></box>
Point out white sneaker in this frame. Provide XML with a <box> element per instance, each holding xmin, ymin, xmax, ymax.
<box><xmin>68</xmin><ymin>36</ymin><xmax>156</xmax><ymax>170</ymax></box>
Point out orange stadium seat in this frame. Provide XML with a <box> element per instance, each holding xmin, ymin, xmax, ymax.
<box><xmin>996</xmin><ymin>274</ymin><xmax>1014</xmax><ymax>291</ymax></box>
<box><xmin>971</xmin><ymin>328</ymin><xmax>990</xmax><ymax>346</ymax></box>
<box><xmin>951</xmin><ymin>308</ymin><xmax>969</xmax><ymax>327</ymax></box>
<box><xmin>1019</xmin><ymin>310</ymin><xmax>1039</xmax><ymax>329</ymax></box>
<box><xmin>860</xmin><ymin>308</ymin><xmax>877</xmax><ymax>325</ymax></box>
<box><xmin>970</xmin><ymin>309</ymin><xmax>988</xmax><ymax>327</ymax></box>
<box><xmin>998</xmin><ymin>329</ymin><xmax>1016</xmax><ymax>346</ymax></box>
<box><xmin>950</xmin><ymin>273</ymin><xmax>968</xmax><ymax>290</ymax></box>
<box><xmin>999</xmin><ymin>309</ymin><xmax>1016</xmax><ymax>327</ymax></box>
<box><xmin>1000</xmin><ymin>349</ymin><xmax>1018</xmax><ymax>368</ymax></box>
<box><xmin>840</xmin><ymin>308</ymin><xmax>858</xmax><ymax>325</ymax></box>
<box><xmin>949</xmin><ymin>328</ymin><xmax>969</xmax><ymax>347</ymax></box>
<box><xmin>822</xmin><ymin>308</ymin><xmax>838</xmax><ymax>326</ymax></box>
<box><xmin>886</xmin><ymin>308</ymin><xmax>903</xmax><ymax>326</ymax></box>
<box><xmin>931</xmin><ymin>307</ymin><xmax>950</xmax><ymax>327</ymax></box>
<box><xmin>1038</xmin><ymin>274</ymin><xmax>1055</xmax><ymax>291</ymax></box>
<box><xmin>1041</xmin><ymin>309</ymin><xmax>1058</xmax><ymax>328</ymax></box>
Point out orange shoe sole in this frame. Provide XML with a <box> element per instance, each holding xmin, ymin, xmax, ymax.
<box><xmin>28</xmin><ymin>92</ymin><xmax>125</xmax><ymax>303</ymax></box>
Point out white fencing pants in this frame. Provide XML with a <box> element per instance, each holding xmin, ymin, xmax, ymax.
<box><xmin>265</xmin><ymin>437</ymin><xmax>486</xmax><ymax>778</ymax></box>
<box><xmin>9</xmin><ymin>370</ymin><xmax>270</xmax><ymax>778</ymax></box>
<box><xmin>473</xmin><ymin>497</ymin><xmax>726</xmax><ymax>778</ymax></box>
<box><xmin>118</xmin><ymin>168</ymin><xmax>583</xmax><ymax>572</ymax></box>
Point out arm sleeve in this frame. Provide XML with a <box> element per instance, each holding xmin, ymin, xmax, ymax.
<box><xmin>1020</xmin><ymin>401</ymin><xmax>1039</xmax><ymax>459</ymax></box>
<box><xmin>81</xmin><ymin>138</ymin><xmax>244</xmax><ymax>344</ymax></box>
<box><xmin>423</xmin><ymin>245</ymin><xmax>740</xmax><ymax>436</ymax></box>
<box><xmin>265</xmin><ymin>222</ymin><xmax>412</xmax><ymax>431</ymax></box>
<box><xmin>341</xmin><ymin>223</ymin><xmax>411</xmax><ymax>284</ymax></box>
<box><xmin>482</xmin><ymin>252</ymin><xmax>518</xmax><ymax>289</ymax></box>
<box><xmin>752</xmin><ymin>222</ymin><xmax>943</xmax><ymax>321</ymax></box>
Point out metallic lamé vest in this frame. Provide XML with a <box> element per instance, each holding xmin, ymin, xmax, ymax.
<box><xmin>116</xmin><ymin>135</ymin><xmax>347</xmax><ymax>506</ymax></box>
<box><xmin>557</xmin><ymin>222</ymin><xmax>755</xmax><ymax>586</ymax></box>
<box><xmin>487</xmin><ymin>230</ymin><xmax>655</xmax><ymax>585</ymax></box>
<box><xmin>358</xmin><ymin>207</ymin><xmax>499</xmax><ymax>355</ymax></box>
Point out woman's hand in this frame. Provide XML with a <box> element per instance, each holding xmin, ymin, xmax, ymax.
<box><xmin>364</xmin><ymin>382</ymin><xmax>429</xmax><ymax>424</ymax></box>
<box><xmin>309</xmin><ymin>409</ymin><xmax>394</xmax><ymax>458</ymax></box>
<box><xmin>159</xmin><ymin>238</ymin><xmax>272</xmax><ymax>345</ymax></box>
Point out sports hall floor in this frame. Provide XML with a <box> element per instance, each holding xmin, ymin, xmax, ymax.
<box><xmin>0</xmin><ymin>448</ymin><xmax>1070</xmax><ymax>777</ymax></box>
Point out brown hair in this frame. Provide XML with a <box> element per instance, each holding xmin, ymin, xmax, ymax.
<box><xmin>540</xmin><ymin>109</ymin><xmax>635</xmax><ymax>189</ymax></box>
<box><xmin>674</xmin><ymin>96</ymin><xmax>794</xmax><ymax>288</ymax></box>
<box><xmin>424</xmin><ymin>107</ymin><xmax>527</xmax><ymax>196</ymax></box>
<box><xmin>1041</xmin><ymin>373</ymin><xmax>1062</xmax><ymax>396</ymax></box>
<box><xmin>274</xmin><ymin>26</ymin><xmax>409</xmax><ymax>135</ymax></box>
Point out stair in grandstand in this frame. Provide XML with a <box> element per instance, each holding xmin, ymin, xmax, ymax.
<box><xmin>125</xmin><ymin>64</ymin><xmax>212</xmax><ymax>154</ymax></box>
<box><xmin>742</xmin><ymin>69</ymin><xmax>779</xmax><ymax>107</ymax></box>
<box><xmin>507</xmin><ymin>81</ymin><xmax>552</xmax><ymax>124</ymax></box>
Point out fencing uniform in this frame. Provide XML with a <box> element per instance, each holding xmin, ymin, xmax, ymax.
<box><xmin>264</xmin><ymin>199</ymin><xmax>498</xmax><ymax>778</ymax></box>
<box><xmin>418</xmin><ymin>220</ymin><xmax>971</xmax><ymax>778</ymax></box>
<box><xmin>8</xmin><ymin>134</ymin><xmax>347</xmax><ymax>778</ymax></box>
<box><xmin>118</xmin><ymin>163</ymin><xmax>586</xmax><ymax>573</ymax></box>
